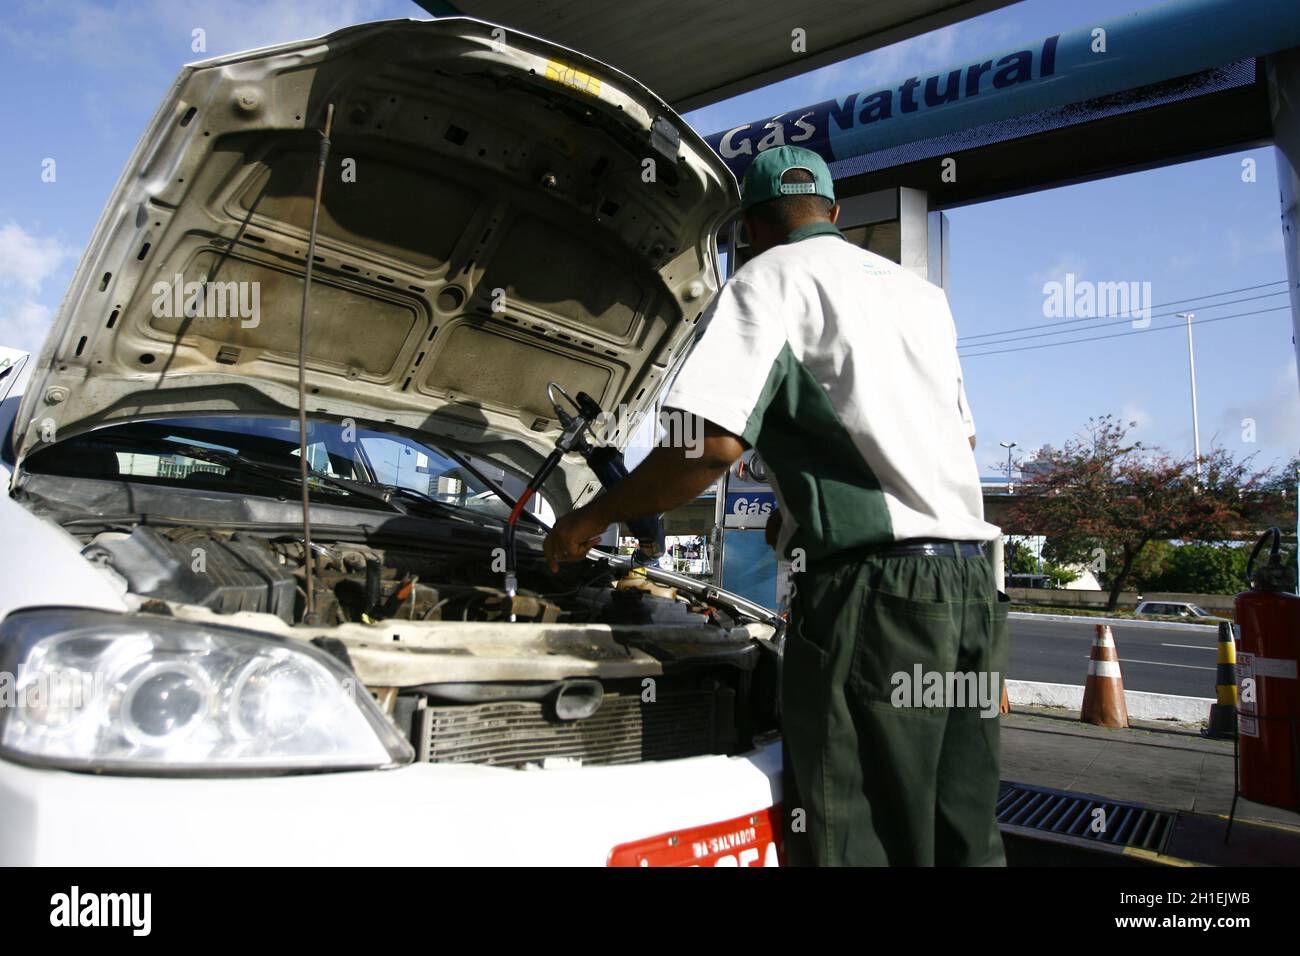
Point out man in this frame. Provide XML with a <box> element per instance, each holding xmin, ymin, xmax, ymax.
<box><xmin>544</xmin><ymin>145</ymin><xmax>1007</xmax><ymax>867</ymax></box>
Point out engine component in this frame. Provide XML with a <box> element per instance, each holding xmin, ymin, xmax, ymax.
<box><xmin>81</xmin><ymin>525</ymin><xmax>698</xmax><ymax>628</ymax></box>
<box><xmin>85</xmin><ymin>527</ymin><xmax>297</xmax><ymax>623</ymax></box>
<box><xmin>614</xmin><ymin>568</ymin><xmax>678</xmax><ymax>600</ymax></box>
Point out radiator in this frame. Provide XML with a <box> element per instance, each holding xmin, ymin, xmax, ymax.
<box><xmin>413</xmin><ymin>687</ymin><xmax>735</xmax><ymax>768</ymax></box>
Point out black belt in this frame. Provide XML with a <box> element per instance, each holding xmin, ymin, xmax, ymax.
<box><xmin>889</xmin><ymin>539</ymin><xmax>985</xmax><ymax>558</ymax></box>
<box><xmin>829</xmin><ymin>539</ymin><xmax>987</xmax><ymax>561</ymax></box>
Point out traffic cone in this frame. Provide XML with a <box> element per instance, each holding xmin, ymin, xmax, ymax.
<box><xmin>1080</xmin><ymin>623</ymin><xmax>1128</xmax><ymax>728</ymax></box>
<box><xmin>1000</xmin><ymin>683</ymin><xmax>1009</xmax><ymax>715</ymax></box>
<box><xmin>1203</xmin><ymin>621</ymin><xmax>1237</xmax><ymax>739</ymax></box>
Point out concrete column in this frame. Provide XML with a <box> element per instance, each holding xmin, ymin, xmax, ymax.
<box><xmin>989</xmin><ymin>535</ymin><xmax>1006</xmax><ymax>592</ymax></box>
<box><xmin>898</xmin><ymin>187</ymin><xmax>931</xmax><ymax>282</ymax></box>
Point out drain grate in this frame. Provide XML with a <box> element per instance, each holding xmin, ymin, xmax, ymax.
<box><xmin>997</xmin><ymin>783</ymin><xmax>1175</xmax><ymax>853</ymax></box>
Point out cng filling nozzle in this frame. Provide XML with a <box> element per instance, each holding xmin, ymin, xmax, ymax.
<box><xmin>501</xmin><ymin>383</ymin><xmax>666</xmax><ymax>618</ymax></box>
<box><xmin>548</xmin><ymin>384</ymin><xmax>665</xmax><ymax>564</ymax></box>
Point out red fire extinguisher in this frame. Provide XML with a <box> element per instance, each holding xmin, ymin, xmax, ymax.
<box><xmin>1234</xmin><ymin>527</ymin><xmax>1300</xmax><ymax>811</ymax></box>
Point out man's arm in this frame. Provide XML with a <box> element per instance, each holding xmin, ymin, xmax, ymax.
<box><xmin>543</xmin><ymin>419</ymin><xmax>746</xmax><ymax>572</ymax></box>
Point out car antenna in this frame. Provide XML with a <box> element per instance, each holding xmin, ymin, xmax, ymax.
<box><xmin>296</xmin><ymin>102</ymin><xmax>334</xmax><ymax>625</ymax></box>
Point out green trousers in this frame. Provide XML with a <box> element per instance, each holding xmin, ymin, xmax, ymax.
<box><xmin>781</xmin><ymin>550</ymin><xmax>1009</xmax><ymax>866</ymax></box>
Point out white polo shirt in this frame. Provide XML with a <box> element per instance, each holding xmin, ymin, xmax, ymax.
<box><xmin>663</xmin><ymin>222</ymin><xmax>999</xmax><ymax>562</ymax></box>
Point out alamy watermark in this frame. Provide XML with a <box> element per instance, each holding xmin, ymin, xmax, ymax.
<box><xmin>50</xmin><ymin>886</ymin><xmax>151</xmax><ymax>936</ymax></box>
<box><xmin>595</xmin><ymin>404</ymin><xmax>704</xmax><ymax>458</ymax></box>
<box><xmin>1042</xmin><ymin>272</ymin><xmax>1152</xmax><ymax>327</ymax></box>
<box><xmin>891</xmin><ymin>666</ymin><xmax>1002</xmax><ymax>718</ymax></box>
<box><xmin>151</xmin><ymin>273</ymin><xmax>261</xmax><ymax>328</ymax></box>
<box><xmin>0</xmin><ymin>669</ymin><xmax>104</xmax><ymax>710</ymax></box>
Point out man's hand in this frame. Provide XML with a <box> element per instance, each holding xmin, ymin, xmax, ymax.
<box><xmin>543</xmin><ymin>504</ymin><xmax>609</xmax><ymax>573</ymax></box>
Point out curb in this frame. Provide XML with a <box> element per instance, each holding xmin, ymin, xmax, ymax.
<box><xmin>1006</xmin><ymin>678</ymin><xmax>1213</xmax><ymax>723</ymax></box>
<box><xmin>1009</xmin><ymin>611</ymin><xmax>1219</xmax><ymax>632</ymax></box>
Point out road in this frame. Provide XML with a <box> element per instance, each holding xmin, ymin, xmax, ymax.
<box><xmin>1008</xmin><ymin>614</ymin><xmax>1221</xmax><ymax>697</ymax></box>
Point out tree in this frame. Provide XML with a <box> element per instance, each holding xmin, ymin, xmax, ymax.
<box><xmin>1262</xmin><ymin>453</ymin><xmax>1299</xmax><ymax>532</ymax></box>
<box><xmin>1005</xmin><ymin>416</ymin><xmax>1272</xmax><ymax>610</ymax></box>
<box><xmin>1129</xmin><ymin>539</ymin><xmax>1173</xmax><ymax>590</ymax></box>
<box><xmin>1146</xmin><ymin>544</ymin><xmax>1249</xmax><ymax>595</ymax></box>
<box><xmin>1005</xmin><ymin>536</ymin><xmax>1040</xmax><ymax>575</ymax></box>
<box><xmin>1043</xmin><ymin>563</ymin><xmax>1079</xmax><ymax>588</ymax></box>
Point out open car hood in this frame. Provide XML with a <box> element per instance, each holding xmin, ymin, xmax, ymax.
<box><xmin>15</xmin><ymin>18</ymin><xmax>738</xmax><ymax>509</ymax></box>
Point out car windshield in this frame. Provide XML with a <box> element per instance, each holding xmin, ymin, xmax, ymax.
<box><xmin>26</xmin><ymin>415</ymin><xmax>520</xmax><ymax>521</ymax></box>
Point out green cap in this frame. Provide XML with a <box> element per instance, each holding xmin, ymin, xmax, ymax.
<box><xmin>740</xmin><ymin>145</ymin><xmax>835</xmax><ymax>212</ymax></box>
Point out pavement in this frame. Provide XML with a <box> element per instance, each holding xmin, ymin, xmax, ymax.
<box><xmin>1009</xmin><ymin>613</ymin><xmax>1220</xmax><ymax>697</ymax></box>
<box><xmin>1000</xmin><ymin>705</ymin><xmax>1300</xmax><ymax>866</ymax></box>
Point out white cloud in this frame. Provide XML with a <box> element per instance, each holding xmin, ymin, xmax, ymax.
<box><xmin>1219</xmin><ymin>358</ymin><xmax>1300</xmax><ymax>465</ymax></box>
<box><xmin>1031</xmin><ymin>253</ymin><xmax>1088</xmax><ymax>289</ymax></box>
<box><xmin>805</xmin><ymin>16</ymin><xmax>1025</xmax><ymax>99</ymax></box>
<box><xmin>1120</xmin><ymin>402</ymin><xmax>1153</xmax><ymax>431</ymax></box>
<box><xmin>2</xmin><ymin>0</ymin><xmax>402</xmax><ymax>67</ymax></box>
<box><xmin>165</xmin><ymin>0</ymin><xmax>402</xmax><ymax>57</ymax></box>
<box><xmin>0</xmin><ymin>222</ymin><xmax>72</xmax><ymax>293</ymax></box>
<box><xmin>0</xmin><ymin>222</ymin><xmax>75</xmax><ymax>355</ymax></box>
<box><xmin>1165</xmin><ymin>250</ymin><xmax>1200</xmax><ymax>273</ymax></box>
<box><xmin>1224</xmin><ymin>227</ymin><xmax>1284</xmax><ymax>268</ymax></box>
<box><xmin>0</xmin><ymin>299</ymin><xmax>55</xmax><ymax>356</ymax></box>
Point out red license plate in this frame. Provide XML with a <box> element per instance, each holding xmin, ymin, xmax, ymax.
<box><xmin>608</xmin><ymin>806</ymin><xmax>782</xmax><ymax>867</ymax></box>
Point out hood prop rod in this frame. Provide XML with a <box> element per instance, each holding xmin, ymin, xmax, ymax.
<box><xmin>296</xmin><ymin>103</ymin><xmax>334</xmax><ymax>625</ymax></box>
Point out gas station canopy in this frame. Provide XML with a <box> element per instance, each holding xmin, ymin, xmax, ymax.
<box><xmin>414</xmin><ymin>0</ymin><xmax>1019</xmax><ymax>111</ymax></box>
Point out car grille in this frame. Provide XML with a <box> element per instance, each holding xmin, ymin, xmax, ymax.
<box><xmin>412</xmin><ymin>687</ymin><xmax>734</xmax><ymax>768</ymax></box>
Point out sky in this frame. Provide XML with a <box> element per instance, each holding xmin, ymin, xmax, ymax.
<box><xmin>1</xmin><ymin>0</ymin><xmax>1296</xmax><ymax>479</ymax></box>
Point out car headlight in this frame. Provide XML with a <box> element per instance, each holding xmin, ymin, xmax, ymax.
<box><xmin>0</xmin><ymin>609</ymin><xmax>412</xmax><ymax>773</ymax></box>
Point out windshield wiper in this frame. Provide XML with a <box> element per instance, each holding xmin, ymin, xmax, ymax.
<box><xmin>443</xmin><ymin>449</ymin><xmax>550</xmax><ymax>532</ymax></box>
<box><xmin>317</xmin><ymin>475</ymin><xmax>462</xmax><ymax>517</ymax></box>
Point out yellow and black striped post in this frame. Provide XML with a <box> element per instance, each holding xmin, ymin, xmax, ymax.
<box><xmin>1204</xmin><ymin>621</ymin><xmax>1237</xmax><ymax>739</ymax></box>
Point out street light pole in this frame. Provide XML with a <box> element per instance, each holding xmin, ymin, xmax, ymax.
<box><xmin>1000</xmin><ymin>440</ymin><xmax>1017</xmax><ymax>494</ymax></box>
<box><xmin>1175</xmin><ymin>311</ymin><xmax>1202</xmax><ymax>482</ymax></box>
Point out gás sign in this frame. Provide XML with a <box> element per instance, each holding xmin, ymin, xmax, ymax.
<box><xmin>707</xmin><ymin>35</ymin><xmax>1059</xmax><ymax>176</ymax></box>
<box><xmin>725</xmin><ymin>491</ymin><xmax>776</xmax><ymax>529</ymax></box>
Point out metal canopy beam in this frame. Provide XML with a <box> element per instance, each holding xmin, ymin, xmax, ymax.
<box><xmin>414</xmin><ymin>0</ymin><xmax>1020</xmax><ymax>111</ymax></box>
<box><xmin>703</xmin><ymin>0</ymin><xmax>1300</xmax><ymax>184</ymax></box>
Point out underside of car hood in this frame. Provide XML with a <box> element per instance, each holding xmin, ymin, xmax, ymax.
<box><xmin>15</xmin><ymin>17</ymin><xmax>738</xmax><ymax>509</ymax></box>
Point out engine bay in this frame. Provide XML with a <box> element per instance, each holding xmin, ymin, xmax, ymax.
<box><xmin>81</xmin><ymin>525</ymin><xmax>735</xmax><ymax>630</ymax></box>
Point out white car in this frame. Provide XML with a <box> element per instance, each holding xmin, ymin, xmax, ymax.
<box><xmin>1132</xmin><ymin>601</ymin><xmax>1228</xmax><ymax>624</ymax></box>
<box><xmin>0</xmin><ymin>18</ymin><xmax>784</xmax><ymax>866</ymax></box>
